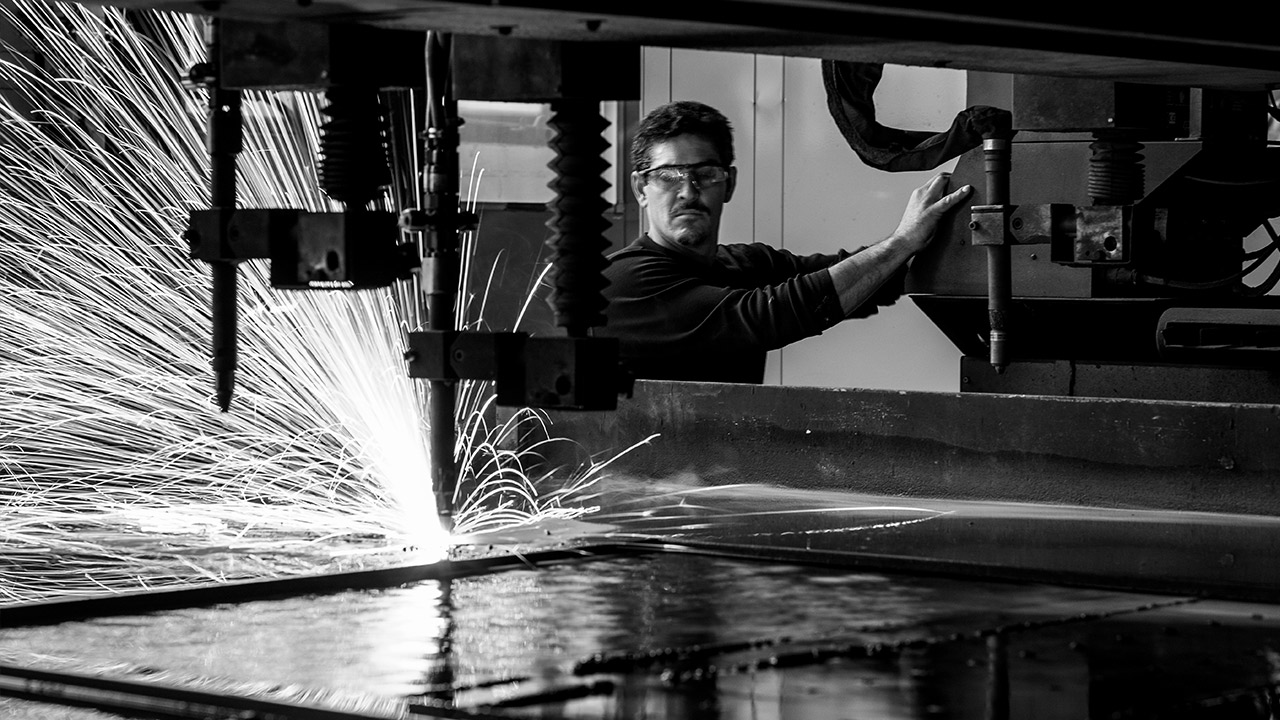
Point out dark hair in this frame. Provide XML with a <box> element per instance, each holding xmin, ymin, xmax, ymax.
<box><xmin>630</xmin><ymin>100</ymin><xmax>734</xmax><ymax>172</ymax></box>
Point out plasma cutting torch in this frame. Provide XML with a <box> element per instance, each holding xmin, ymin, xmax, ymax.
<box><xmin>183</xmin><ymin>19</ymin><xmax>633</xmax><ymax>529</ymax></box>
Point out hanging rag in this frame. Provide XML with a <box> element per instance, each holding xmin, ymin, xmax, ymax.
<box><xmin>822</xmin><ymin>60</ymin><xmax>1012</xmax><ymax>172</ymax></box>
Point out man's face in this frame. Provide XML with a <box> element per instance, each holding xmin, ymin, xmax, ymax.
<box><xmin>631</xmin><ymin>134</ymin><xmax>736</xmax><ymax>261</ymax></box>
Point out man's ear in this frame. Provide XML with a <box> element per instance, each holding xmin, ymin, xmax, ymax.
<box><xmin>630</xmin><ymin>171</ymin><xmax>648</xmax><ymax>206</ymax></box>
<box><xmin>724</xmin><ymin>166</ymin><xmax>738</xmax><ymax>203</ymax></box>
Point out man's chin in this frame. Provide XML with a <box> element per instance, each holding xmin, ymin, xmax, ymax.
<box><xmin>672</xmin><ymin>230</ymin><xmax>712</xmax><ymax>250</ymax></box>
<box><xmin>651</xmin><ymin>219</ymin><xmax>716</xmax><ymax>256</ymax></box>
<box><xmin>671</xmin><ymin>219</ymin><xmax>710</xmax><ymax>241</ymax></box>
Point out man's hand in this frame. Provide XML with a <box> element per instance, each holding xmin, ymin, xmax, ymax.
<box><xmin>891</xmin><ymin>172</ymin><xmax>973</xmax><ymax>254</ymax></box>
<box><xmin>828</xmin><ymin>172</ymin><xmax>972</xmax><ymax>316</ymax></box>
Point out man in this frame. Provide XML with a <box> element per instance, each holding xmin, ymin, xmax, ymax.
<box><xmin>597</xmin><ymin>100</ymin><xmax>972</xmax><ymax>383</ymax></box>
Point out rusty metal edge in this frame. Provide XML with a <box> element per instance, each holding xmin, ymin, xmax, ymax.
<box><xmin>536</xmin><ymin>381</ymin><xmax>1280</xmax><ymax>517</ymax></box>
<box><xmin>0</xmin><ymin>543</ymin><xmax>655</xmax><ymax>629</ymax></box>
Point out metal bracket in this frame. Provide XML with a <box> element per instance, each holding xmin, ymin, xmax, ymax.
<box><xmin>1004</xmin><ymin>203</ymin><xmax>1131</xmax><ymax>265</ymax></box>
<box><xmin>968</xmin><ymin>204</ymin><xmax>1017</xmax><ymax>247</ymax></box>
<box><xmin>405</xmin><ymin>331</ymin><xmax>633</xmax><ymax>410</ymax></box>
<box><xmin>186</xmin><ymin>208</ymin><xmax>418</xmax><ymax>289</ymax></box>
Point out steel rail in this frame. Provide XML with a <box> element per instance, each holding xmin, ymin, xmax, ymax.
<box><xmin>0</xmin><ymin>542</ymin><xmax>652</xmax><ymax>628</ymax></box>
<box><xmin>0</xmin><ymin>662</ymin><xmax>512</xmax><ymax>720</ymax></box>
<box><xmin>611</xmin><ymin>536</ymin><xmax>1280</xmax><ymax>604</ymax></box>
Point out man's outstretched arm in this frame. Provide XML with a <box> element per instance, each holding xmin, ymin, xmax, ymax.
<box><xmin>828</xmin><ymin>172</ymin><xmax>972</xmax><ymax>316</ymax></box>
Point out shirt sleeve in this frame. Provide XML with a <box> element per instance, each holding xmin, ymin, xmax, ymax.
<box><xmin>715</xmin><ymin>242</ymin><xmax>850</xmax><ymax>285</ymax></box>
<box><xmin>603</xmin><ymin>248</ymin><xmax>846</xmax><ymax>356</ymax></box>
<box><xmin>717</xmin><ymin>242</ymin><xmax>907</xmax><ymax>321</ymax></box>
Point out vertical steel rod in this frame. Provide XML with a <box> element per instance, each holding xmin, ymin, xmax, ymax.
<box><xmin>983</xmin><ymin>136</ymin><xmax>1012</xmax><ymax>374</ymax></box>
<box><xmin>424</xmin><ymin>32</ymin><xmax>460</xmax><ymax>532</ymax></box>
<box><xmin>206</xmin><ymin>20</ymin><xmax>242</xmax><ymax>412</ymax></box>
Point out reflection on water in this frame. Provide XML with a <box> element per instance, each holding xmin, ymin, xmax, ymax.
<box><xmin>4</xmin><ymin>551</ymin><xmax>1280</xmax><ymax>718</ymax></box>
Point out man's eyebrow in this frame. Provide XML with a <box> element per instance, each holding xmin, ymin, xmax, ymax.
<box><xmin>647</xmin><ymin>161</ymin><xmax>725</xmax><ymax>172</ymax></box>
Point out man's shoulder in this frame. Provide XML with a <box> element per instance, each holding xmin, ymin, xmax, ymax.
<box><xmin>604</xmin><ymin>235</ymin><xmax>666</xmax><ymax>281</ymax></box>
<box><xmin>606</xmin><ymin>236</ymin><xmax>708</xmax><ymax>277</ymax></box>
<box><xmin>607</xmin><ymin>235</ymin><xmax>664</xmax><ymax>261</ymax></box>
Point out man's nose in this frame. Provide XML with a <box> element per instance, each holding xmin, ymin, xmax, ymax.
<box><xmin>675</xmin><ymin>174</ymin><xmax>701</xmax><ymax>198</ymax></box>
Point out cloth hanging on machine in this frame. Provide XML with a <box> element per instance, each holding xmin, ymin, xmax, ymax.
<box><xmin>822</xmin><ymin>60</ymin><xmax>1012</xmax><ymax>172</ymax></box>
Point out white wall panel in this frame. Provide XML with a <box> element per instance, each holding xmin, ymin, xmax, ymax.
<box><xmin>777</xmin><ymin>59</ymin><xmax>963</xmax><ymax>391</ymax></box>
<box><xmin>752</xmin><ymin>55</ymin><xmax>786</xmax><ymax>246</ymax></box>
<box><xmin>876</xmin><ymin>63</ymin><xmax>968</xmax><ymax>132</ymax></box>
<box><xmin>641</xmin><ymin>47</ymin><xmax>672</xmax><ymax>111</ymax></box>
<box><xmin>668</xmin><ymin>49</ymin><xmax>758</xmax><ymax>248</ymax></box>
<box><xmin>754</xmin><ymin>55</ymin><xmax>786</xmax><ymax>385</ymax></box>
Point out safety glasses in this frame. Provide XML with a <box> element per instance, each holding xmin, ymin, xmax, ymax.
<box><xmin>641</xmin><ymin>163</ymin><xmax>730</xmax><ymax>192</ymax></box>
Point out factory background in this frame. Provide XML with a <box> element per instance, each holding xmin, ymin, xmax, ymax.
<box><xmin>459</xmin><ymin>49</ymin><xmax>965</xmax><ymax>392</ymax></box>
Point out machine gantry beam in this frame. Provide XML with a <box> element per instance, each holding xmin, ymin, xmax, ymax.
<box><xmin>56</xmin><ymin>1</ymin><xmax>1280</xmax><ymax>88</ymax></box>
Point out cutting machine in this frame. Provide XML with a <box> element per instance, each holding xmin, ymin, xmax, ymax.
<box><xmin>37</xmin><ymin>0</ymin><xmax>1280</xmax><ymax>597</ymax></box>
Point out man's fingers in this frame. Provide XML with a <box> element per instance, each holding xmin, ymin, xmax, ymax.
<box><xmin>924</xmin><ymin>173</ymin><xmax>951</xmax><ymax>194</ymax></box>
<box><xmin>928</xmin><ymin>184</ymin><xmax>972</xmax><ymax>213</ymax></box>
<box><xmin>896</xmin><ymin>176</ymin><xmax>973</xmax><ymax>250</ymax></box>
<box><xmin>917</xmin><ymin>173</ymin><xmax>963</xmax><ymax>204</ymax></box>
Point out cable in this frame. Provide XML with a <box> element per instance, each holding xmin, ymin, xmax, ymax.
<box><xmin>1262</xmin><ymin>88</ymin><xmax>1277</xmax><ymax>144</ymax></box>
<box><xmin>1138</xmin><ymin>219</ymin><xmax>1280</xmax><ymax>292</ymax></box>
<box><xmin>1240</xmin><ymin>219</ymin><xmax>1280</xmax><ymax>297</ymax></box>
<box><xmin>1244</xmin><ymin>218</ymin><xmax>1280</xmax><ymax>259</ymax></box>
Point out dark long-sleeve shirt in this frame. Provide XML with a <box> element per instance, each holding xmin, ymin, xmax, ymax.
<box><xmin>597</xmin><ymin>235</ymin><xmax>904</xmax><ymax>383</ymax></box>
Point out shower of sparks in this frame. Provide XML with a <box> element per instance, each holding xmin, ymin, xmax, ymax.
<box><xmin>0</xmin><ymin>1</ymin><xmax>619</xmax><ymax>605</ymax></box>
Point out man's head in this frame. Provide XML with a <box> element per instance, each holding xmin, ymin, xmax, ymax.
<box><xmin>630</xmin><ymin>101</ymin><xmax>737</xmax><ymax>261</ymax></box>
